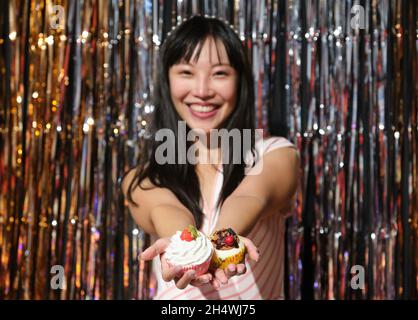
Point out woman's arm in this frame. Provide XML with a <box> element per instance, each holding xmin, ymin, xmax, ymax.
<box><xmin>122</xmin><ymin>169</ymin><xmax>210</xmax><ymax>289</ymax></box>
<box><xmin>215</xmin><ymin>146</ymin><xmax>300</xmax><ymax>236</ymax></box>
<box><xmin>150</xmin><ymin>204</ymin><xmax>195</xmax><ymax>237</ymax></box>
<box><xmin>121</xmin><ymin>169</ymin><xmax>195</xmax><ymax>237</ymax></box>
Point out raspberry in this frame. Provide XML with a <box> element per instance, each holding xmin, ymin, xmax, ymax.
<box><xmin>225</xmin><ymin>235</ymin><xmax>234</xmax><ymax>246</ymax></box>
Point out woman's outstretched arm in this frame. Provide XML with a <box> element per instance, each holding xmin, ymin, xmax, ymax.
<box><xmin>122</xmin><ymin>170</ymin><xmax>206</xmax><ymax>289</ymax></box>
<box><xmin>121</xmin><ymin>169</ymin><xmax>195</xmax><ymax>237</ymax></box>
<box><xmin>215</xmin><ymin>146</ymin><xmax>300</xmax><ymax>237</ymax></box>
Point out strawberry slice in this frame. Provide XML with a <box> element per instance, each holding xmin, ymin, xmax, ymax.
<box><xmin>180</xmin><ymin>229</ymin><xmax>193</xmax><ymax>241</ymax></box>
<box><xmin>180</xmin><ymin>225</ymin><xmax>199</xmax><ymax>242</ymax></box>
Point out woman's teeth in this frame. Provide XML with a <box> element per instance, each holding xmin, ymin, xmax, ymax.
<box><xmin>189</xmin><ymin>105</ymin><xmax>216</xmax><ymax>113</ymax></box>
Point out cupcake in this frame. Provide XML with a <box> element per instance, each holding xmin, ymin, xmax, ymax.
<box><xmin>210</xmin><ymin>228</ymin><xmax>246</xmax><ymax>270</ymax></box>
<box><xmin>165</xmin><ymin>225</ymin><xmax>213</xmax><ymax>276</ymax></box>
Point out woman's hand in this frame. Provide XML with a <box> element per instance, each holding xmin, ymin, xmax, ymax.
<box><xmin>140</xmin><ymin>235</ymin><xmax>260</xmax><ymax>290</ymax></box>
<box><xmin>209</xmin><ymin>236</ymin><xmax>259</xmax><ymax>289</ymax></box>
<box><xmin>140</xmin><ymin>238</ymin><xmax>213</xmax><ymax>289</ymax></box>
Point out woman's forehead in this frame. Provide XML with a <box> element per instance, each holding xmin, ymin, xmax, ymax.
<box><xmin>181</xmin><ymin>37</ymin><xmax>231</xmax><ymax>66</ymax></box>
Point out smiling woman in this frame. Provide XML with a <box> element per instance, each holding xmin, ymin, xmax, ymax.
<box><xmin>122</xmin><ymin>15</ymin><xmax>300</xmax><ymax>300</ymax></box>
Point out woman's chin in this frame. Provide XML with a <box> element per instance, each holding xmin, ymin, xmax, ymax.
<box><xmin>186</xmin><ymin>120</ymin><xmax>219</xmax><ymax>134</ymax></box>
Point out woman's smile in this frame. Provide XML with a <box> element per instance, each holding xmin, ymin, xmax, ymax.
<box><xmin>186</xmin><ymin>102</ymin><xmax>221</xmax><ymax>119</ymax></box>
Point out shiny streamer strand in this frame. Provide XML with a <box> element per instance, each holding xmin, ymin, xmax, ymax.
<box><xmin>0</xmin><ymin>0</ymin><xmax>416</xmax><ymax>300</ymax></box>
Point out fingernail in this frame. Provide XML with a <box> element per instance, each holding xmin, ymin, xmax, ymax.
<box><xmin>200</xmin><ymin>278</ymin><xmax>210</xmax><ymax>284</ymax></box>
<box><xmin>228</xmin><ymin>265</ymin><xmax>235</xmax><ymax>272</ymax></box>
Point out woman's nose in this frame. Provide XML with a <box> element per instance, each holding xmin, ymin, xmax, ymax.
<box><xmin>193</xmin><ymin>76</ymin><xmax>214</xmax><ymax>99</ymax></box>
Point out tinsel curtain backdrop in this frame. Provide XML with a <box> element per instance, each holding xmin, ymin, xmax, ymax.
<box><xmin>0</xmin><ymin>0</ymin><xmax>417</xmax><ymax>300</ymax></box>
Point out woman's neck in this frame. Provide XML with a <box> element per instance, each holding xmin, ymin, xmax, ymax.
<box><xmin>194</xmin><ymin>138</ymin><xmax>222</xmax><ymax>168</ymax></box>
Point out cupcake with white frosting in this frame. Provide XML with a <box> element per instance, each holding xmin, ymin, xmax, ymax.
<box><xmin>165</xmin><ymin>225</ymin><xmax>213</xmax><ymax>276</ymax></box>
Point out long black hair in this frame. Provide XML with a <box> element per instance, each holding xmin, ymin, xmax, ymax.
<box><xmin>125</xmin><ymin>16</ymin><xmax>258</xmax><ymax>229</ymax></box>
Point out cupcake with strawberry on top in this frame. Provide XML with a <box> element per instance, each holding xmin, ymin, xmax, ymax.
<box><xmin>210</xmin><ymin>228</ymin><xmax>246</xmax><ymax>270</ymax></box>
<box><xmin>165</xmin><ymin>225</ymin><xmax>213</xmax><ymax>276</ymax></box>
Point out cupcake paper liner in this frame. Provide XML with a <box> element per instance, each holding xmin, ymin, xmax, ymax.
<box><xmin>167</xmin><ymin>257</ymin><xmax>212</xmax><ymax>277</ymax></box>
<box><xmin>210</xmin><ymin>245</ymin><xmax>246</xmax><ymax>270</ymax></box>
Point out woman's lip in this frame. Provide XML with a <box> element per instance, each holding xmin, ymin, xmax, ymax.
<box><xmin>187</xmin><ymin>104</ymin><xmax>220</xmax><ymax>119</ymax></box>
<box><xmin>186</xmin><ymin>103</ymin><xmax>220</xmax><ymax>108</ymax></box>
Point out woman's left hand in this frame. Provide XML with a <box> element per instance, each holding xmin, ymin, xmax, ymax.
<box><xmin>210</xmin><ymin>236</ymin><xmax>259</xmax><ymax>289</ymax></box>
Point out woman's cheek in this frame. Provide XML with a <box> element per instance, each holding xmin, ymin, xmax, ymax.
<box><xmin>215</xmin><ymin>79</ymin><xmax>237</xmax><ymax>99</ymax></box>
<box><xmin>170</xmin><ymin>74</ymin><xmax>192</xmax><ymax>94</ymax></box>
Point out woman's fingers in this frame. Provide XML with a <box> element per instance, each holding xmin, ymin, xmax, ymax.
<box><xmin>214</xmin><ymin>268</ymin><xmax>228</xmax><ymax>285</ymax></box>
<box><xmin>236</xmin><ymin>263</ymin><xmax>246</xmax><ymax>274</ymax></box>
<box><xmin>224</xmin><ymin>263</ymin><xmax>246</xmax><ymax>279</ymax></box>
<box><xmin>140</xmin><ymin>237</ymin><xmax>170</xmax><ymax>261</ymax></box>
<box><xmin>190</xmin><ymin>273</ymin><xmax>212</xmax><ymax>287</ymax></box>
<box><xmin>210</xmin><ymin>278</ymin><xmax>221</xmax><ymax>290</ymax></box>
<box><xmin>224</xmin><ymin>263</ymin><xmax>237</xmax><ymax>278</ymax></box>
<box><xmin>175</xmin><ymin>270</ymin><xmax>197</xmax><ymax>289</ymax></box>
<box><xmin>161</xmin><ymin>256</ymin><xmax>183</xmax><ymax>282</ymax></box>
<box><xmin>241</xmin><ymin>236</ymin><xmax>259</xmax><ymax>262</ymax></box>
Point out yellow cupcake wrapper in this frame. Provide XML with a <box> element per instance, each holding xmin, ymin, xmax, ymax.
<box><xmin>210</xmin><ymin>245</ymin><xmax>246</xmax><ymax>270</ymax></box>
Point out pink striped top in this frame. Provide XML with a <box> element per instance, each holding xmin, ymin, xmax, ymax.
<box><xmin>151</xmin><ymin>136</ymin><xmax>297</xmax><ymax>300</ymax></box>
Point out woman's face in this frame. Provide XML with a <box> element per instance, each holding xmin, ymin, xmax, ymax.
<box><xmin>168</xmin><ymin>37</ymin><xmax>238</xmax><ymax>134</ymax></box>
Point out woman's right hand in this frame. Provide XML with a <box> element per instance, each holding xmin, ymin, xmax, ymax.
<box><xmin>140</xmin><ymin>238</ymin><xmax>213</xmax><ymax>289</ymax></box>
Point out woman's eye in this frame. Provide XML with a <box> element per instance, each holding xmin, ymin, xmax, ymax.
<box><xmin>214</xmin><ymin>71</ymin><xmax>227</xmax><ymax>77</ymax></box>
<box><xmin>180</xmin><ymin>70</ymin><xmax>192</xmax><ymax>75</ymax></box>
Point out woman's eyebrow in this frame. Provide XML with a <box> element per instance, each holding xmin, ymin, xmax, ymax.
<box><xmin>211</xmin><ymin>63</ymin><xmax>231</xmax><ymax>67</ymax></box>
<box><xmin>175</xmin><ymin>62</ymin><xmax>231</xmax><ymax>67</ymax></box>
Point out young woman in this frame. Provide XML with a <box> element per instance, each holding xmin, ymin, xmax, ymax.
<box><xmin>122</xmin><ymin>16</ymin><xmax>300</xmax><ymax>300</ymax></box>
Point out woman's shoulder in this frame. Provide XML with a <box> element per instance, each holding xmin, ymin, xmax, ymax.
<box><xmin>244</xmin><ymin>135</ymin><xmax>298</xmax><ymax>175</ymax></box>
<box><xmin>255</xmin><ymin>135</ymin><xmax>297</xmax><ymax>154</ymax></box>
<box><xmin>121</xmin><ymin>167</ymin><xmax>155</xmax><ymax>199</ymax></box>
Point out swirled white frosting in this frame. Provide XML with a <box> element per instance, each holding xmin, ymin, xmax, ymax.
<box><xmin>165</xmin><ymin>231</ymin><xmax>213</xmax><ymax>267</ymax></box>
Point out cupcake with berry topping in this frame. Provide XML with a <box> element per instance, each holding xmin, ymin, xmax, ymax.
<box><xmin>165</xmin><ymin>225</ymin><xmax>213</xmax><ymax>276</ymax></box>
<box><xmin>210</xmin><ymin>228</ymin><xmax>246</xmax><ymax>270</ymax></box>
